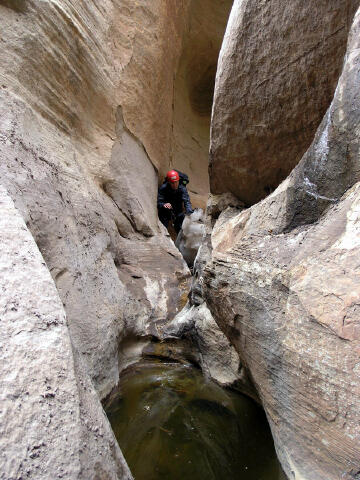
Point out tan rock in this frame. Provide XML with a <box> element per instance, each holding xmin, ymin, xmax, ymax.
<box><xmin>204</xmin><ymin>8</ymin><xmax>360</xmax><ymax>479</ymax></box>
<box><xmin>0</xmin><ymin>186</ymin><xmax>132</xmax><ymax>480</ymax></box>
<box><xmin>112</xmin><ymin>0</ymin><xmax>191</xmax><ymax>175</ymax></box>
<box><xmin>0</xmin><ymin>3</ymin><xmax>199</xmax><ymax>477</ymax></box>
<box><xmin>210</xmin><ymin>0</ymin><xmax>359</xmax><ymax>206</ymax></box>
<box><xmin>0</xmin><ymin>1</ymin><xmax>192</xmax><ymax>400</ymax></box>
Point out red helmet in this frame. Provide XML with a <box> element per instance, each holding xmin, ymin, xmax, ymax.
<box><xmin>166</xmin><ymin>170</ymin><xmax>180</xmax><ymax>183</ymax></box>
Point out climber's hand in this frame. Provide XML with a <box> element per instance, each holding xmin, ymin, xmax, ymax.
<box><xmin>164</xmin><ymin>203</ymin><xmax>172</xmax><ymax>209</ymax></box>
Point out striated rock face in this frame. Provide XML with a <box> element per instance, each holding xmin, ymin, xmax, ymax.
<box><xmin>0</xmin><ymin>186</ymin><xmax>132</xmax><ymax>480</ymax></box>
<box><xmin>0</xmin><ymin>1</ymin><xmax>191</xmax><ymax>400</ymax></box>
<box><xmin>203</xmin><ymin>8</ymin><xmax>360</xmax><ymax>480</ymax></box>
<box><xmin>210</xmin><ymin>0</ymin><xmax>359</xmax><ymax>206</ymax></box>
<box><xmin>0</xmin><ymin>0</ymin><xmax>191</xmax><ymax>174</ymax></box>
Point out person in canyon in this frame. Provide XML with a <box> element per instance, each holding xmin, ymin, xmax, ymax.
<box><xmin>157</xmin><ymin>169</ymin><xmax>193</xmax><ymax>233</ymax></box>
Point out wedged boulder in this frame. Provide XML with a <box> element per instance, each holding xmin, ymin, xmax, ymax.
<box><xmin>210</xmin><ymin>0</ymin><xmax>359</xmax><ymax>205</ymax></box>
<box><xmin>163</xmin><ymin>302</ymin><xmax>241</xmax><ymax>387</ymax></box>
<box><xmin>175</xmin><ymin>209</ymin><xmax>205</xmax><ymax>267</ymax></box>
<box><xmin>0</xmin><ymin>186</ymin><xmax>132</xmax><ymax>480</ymax></box>
<box><xmin>203</xmin><ymin>9</ymin><xmax>360</xmax><ymax>480</ymax></box>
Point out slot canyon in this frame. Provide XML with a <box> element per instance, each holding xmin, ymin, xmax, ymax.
<box><xmin>1</xmin><ymin>1</ymin><xmax>360</xmax><ymax>479</ymax></box>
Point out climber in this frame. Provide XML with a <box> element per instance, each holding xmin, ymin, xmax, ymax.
<box><xmin>157</xmin><ymin>169</ymin><xmax>193</xmax><ymax>233</ymax></box>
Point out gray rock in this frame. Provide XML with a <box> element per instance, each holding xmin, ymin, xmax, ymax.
<box><xmin>0</xmin><ymin>186</ymin><xmax>132</xmax><ymax>480</ymax></box>
<box><xmin>204</xmin><ymin>8</ymin><xmax>360</xmax><ymax>479</ymax></box>
<box><xmin>164</xmin><ymin>302</ymin><xmax>241</xmax><ymax>387</ymax></box>
<box><xmin>165</xmin><ymin>197</ymin><xmax>249</xmax><ymax>391</ymax></box>
<box><xmin>210</xmin><ymin>0</ymin><xmax>359</xmax><ymax>205</ymax></box>
<box><xmin>175</xmin><ymin>209</ymin><xmax>206</xmax><ymax>267</ymax></box>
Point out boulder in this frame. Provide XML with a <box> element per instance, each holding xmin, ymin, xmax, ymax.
<box><xmin>210</xmin><ymin>0</ymin><xmax>359</xmax><ymax>205</ymax></box>
<box><xmin>203</xmin><ymin>8</ymin><xmax>360</xmax><ymax>479</ymax></box>
<box><xmin>163</xmin><ymin>302</ymin><xmax>241</xmax><ymax>387</ymax></box>
<box><xmin>175</xmin><ymin>209</ymin><xmax>206</xmax><ymax>267</ymax></box>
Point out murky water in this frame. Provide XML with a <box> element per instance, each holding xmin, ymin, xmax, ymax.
<box><xmin>105</xmin><ymin>360</ymin><xmax>286</xmax><ymax>480</ymax></box>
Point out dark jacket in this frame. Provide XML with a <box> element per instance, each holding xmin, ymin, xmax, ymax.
<box><xmin>157</xmin><ymin>182</ymin><xmax>193</xmax><ymax>214</ymax></box>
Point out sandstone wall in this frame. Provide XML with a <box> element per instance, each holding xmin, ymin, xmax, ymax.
<box><xmin>0</xmin><ymin>0</ymin><xmax>190</xmax><ymax>172</ymax></box>
<box><xmin>203</xmin><ymin>7</ymin><xmax>360</xmax><ymax>479</ymax></box>
<box><xmin>210</xmin><ymin>0</ymin><xmax>359</xmax><ymax>205</ymax></box>
<box><xmin>112</xmin><ymin>0</ymin><xmax>191</xmax><ymax>174</ymax></box>
<box><xmin>0</xmin><ymin>2</ymin><xmax>198</xmax><ymax>477</ymax></box>
<box><xmin>0</xmin><ymin>1</ymin><xmax>193</xmax><ymax>400</ymax></box>
<box><xmin>0</xmin><ymin>186</ymin><xmax>132</xmax><ymax>480</ymax></box>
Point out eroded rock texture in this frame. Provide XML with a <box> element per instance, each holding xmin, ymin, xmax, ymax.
<box><xmin>0</xmin><ymin>3</ymin><xmax>194</xmax><ymax>478</ymax></box>
<box><xmin>161</xmin><ymin>193</ymin><xmax>252</xmax><ymax>392</ymax></box>
<box><xmin>0</xmin><ymin>1</ymin><xmax>192</xmax><ymax>401</ymax></box>
<box><xmin>210</xmin><ymin>0</ymin><xmax>359</xmax><ymax>206</ymax></box>
<box><xmin>203</xmin><ymin>8</ymin><xmax>360</xmax><ymax>480</ymax></box>
<box><xmin>0</xmin><ymin>187</ymin><xmax>132</xmax><ymax>480</ymax></box>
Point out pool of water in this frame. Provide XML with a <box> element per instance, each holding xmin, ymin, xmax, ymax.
<box><xmin>105</xmin><ymin>359</ymin><xmax>286</xmax><ymax>480</ymax></box>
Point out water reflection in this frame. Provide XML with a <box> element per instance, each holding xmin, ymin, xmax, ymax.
<box><xmin>105</xmin><ymin>360</ymin><xmax>286</xmax><ymax>480</ymax></box>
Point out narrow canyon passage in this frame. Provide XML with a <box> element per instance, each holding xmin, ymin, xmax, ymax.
<box><xmin>165</xmin><ymin>0</ymin><xmax>234</xmax><ymax>209</ymax></box>
<box><xmin>1</xmin><ymin>1</ymin><xmax>360</xmax><ymax>480</ymax></box>
<box><xmin>98</xmin><ymin>0</ymin><xmax>286</xmax><ymax>475</ymax></box>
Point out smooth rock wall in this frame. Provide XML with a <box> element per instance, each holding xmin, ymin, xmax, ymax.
<box><xmin>0</xmin><ymin>1</ymin><xmax>191</xmax><ymax>399</ymax></box>
<box><xmin>204</xmin><ymin>7</ymin><xmax>360</xmax><ymax>479</ymax></box>
<box><xmin>0</xmin><ymin>186</ymin><xmax>132</xmax><ymax>480</ymax></box>
<box><xmin>0</xmin><ymin>0</ymin><xmax>191</xmax><ymax>173</ymax></box>
<box><xmin>210</xmin><ymin>0</ymin><xmax>359</xmax><ymax>205</ymax></box>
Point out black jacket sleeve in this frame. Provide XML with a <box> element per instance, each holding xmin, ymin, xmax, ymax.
<box><xmin>180</xmin><ymin>185</ymin><xmax>193</xmax><ymax>214</ymax></box>
<box><xmin>157</xmin><ymin>184</ymin><xmax>167</xmax><ymax>209</ymax></box>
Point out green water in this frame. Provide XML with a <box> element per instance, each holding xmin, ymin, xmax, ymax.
<box><xmin>105</xmin><ymin>360</ymin><xmax>286</xmax><ymax>480</ymax></box>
